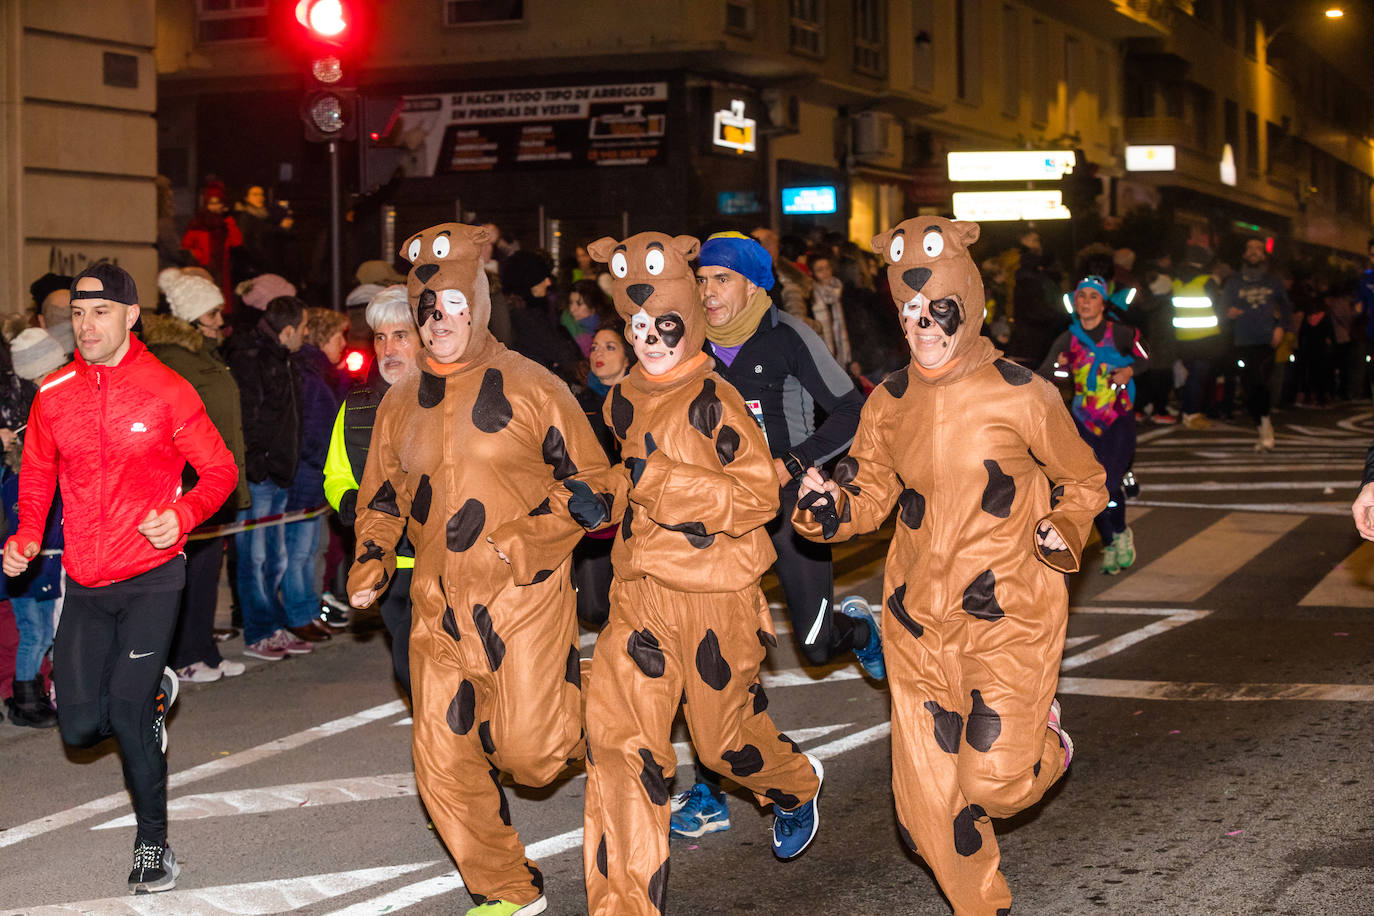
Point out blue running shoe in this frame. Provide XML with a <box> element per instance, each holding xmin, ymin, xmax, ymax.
<box><xmin>772</xmin><ymin>754</ymin><xmax>823</xmax><ymax>860</ymax></box>
<box><xmin>839</xmin><ymin>595</ymin><xmax>885</xmax><ymax>680</ymax></box>
<box><xmin>669</xmin><ymin>783</ymin><xmax>731</xmax><ymax>838</ymax></box>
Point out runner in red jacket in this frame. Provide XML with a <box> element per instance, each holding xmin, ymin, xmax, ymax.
<box><xmin>3</xmin><ymin>263</ymin><xmax>237</xmax><ymax>895</ymax></box>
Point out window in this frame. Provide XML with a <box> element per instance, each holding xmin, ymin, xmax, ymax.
<box><xmin>955</xmin><ymin>0</ymin><xmax>980</xmax><ymax>103</ymax></box>
<box><xmin>1064</xmin><ymin>34</ymin><xmax>1081</xmax><ymax>108</ymax></box>
<box><xmin>1096</xmin><ymin>47</ymin><xmax>1111</xmax><ymax>121</ymax></box>
<box><xmin>1193</xmin><ymin>0</ymin><xmax>1215</xmax><ymax>23</ymax></box>
<box><xmin>442</xmin><ymin>0</ymin><xmax>524</xmax><ymax>26</ymax></box>
<box><xmin>726</xmin><ymin>0</ymin><xmax>756</xmax><ymax>36</ymax></box>
<box><xmin>912</xmin><ymin>0</ymin><xmax>935</xmax><ymax>92</ymax></box>
<box><xmin>852</xmin><ymin>0</ymin><xmax>887</xmax><ymax>76</ymax></box>
<box><xmin>1245</xmin><ymin>110</ymin><xmax>1259</xmax><ymax>174</ymax></box>
<box><xmin>196</xmin><ymin>0</ymin><xmax>267</xmax><ymax>43</ymax></box>
<box><xmin>1265</xmin><ymin>121</ymin><xmax>1287</xmax><ymax>176</ymax></box>
<box><xmin>1243</xmin><ymin>5</ymin><xmax>1258</xmax><ymax>59</ymax></box>
<box><xmin>1221</xmin><ymin>0</ymin><xmax>1238</xmax><ymax>46</ymax></box>
<box><xmin>1030</xmin><ymin>19</ymin><xmax>1049</xmax><ymax>124</ymax></box>
<box><xmin>1224</xmin><ymin>98</ymin><xmax>1239</xmax><ymax>151</ymax></box>
<box><xmin>1001</xmin><ymin>5</ymin><xmax>1019</xmax><ymax>116</ymax></box>
<box><xmin>790</xmin><ymin>0</ymin><xmax>825</xmax><ymax>57</ymax></box>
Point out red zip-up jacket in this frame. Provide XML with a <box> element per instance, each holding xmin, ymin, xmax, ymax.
<box><xmin>8</xmin><ymin>337</ymin><xmax>237</xmax><ymax>588</ymax></box>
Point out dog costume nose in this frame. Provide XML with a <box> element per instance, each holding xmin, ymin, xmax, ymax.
<box><xmin>627</xmin><ymin>283</ymin><xmax>654</xmax><ymax>306</ymax></box>
<box><xmin>902</xmin><ymin>267</ymin><xmax>931</xmax><ymax>292</ymax></box>
<box><xmin>414</xmin><ymin>263</ymin><xmax>440</xmax><ymax>283</ymax></box>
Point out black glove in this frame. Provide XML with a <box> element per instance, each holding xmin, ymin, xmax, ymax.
<box><xmin>565</xmin><ymin>479</ymin><xmax>610</xmax><ymax>529</ymax></box>
<box><xmin>626</xmin><ymin>432</ymin><xmax>658</xmax><ymax>486</ymax></box>
<box><xmin>797</xmin><ymin>488</ymin><xmax>840</xmax><ymax>540</ymax></box>
<box><xmin>339</xmin><ymin>489</ymin><xmax>358</xmax><ymax>527</ymax></box>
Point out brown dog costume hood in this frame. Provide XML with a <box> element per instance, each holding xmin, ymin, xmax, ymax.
<box><xmin>872</xmin><ymin>216</ymin><xmax>995</xmax><ymax>383</ymax></box>
<box><xmin>587</xmin><ymin>232</ymin><xmax>705</xmax><ymax>366</ymax></box>
<box><xmin>400</xmin><ymin>222</ymin><xmax>494</xmax><ymax>363</ymax></box>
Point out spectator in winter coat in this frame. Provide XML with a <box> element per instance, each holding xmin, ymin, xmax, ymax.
<box><xmin>503</xmin><ymin>249</ymin><xmax>582</xmax><ymax>386</ymax></box>
<box><xmin>181</xmin><ymin>180</ymin><xmax>243</xmax><ymax>305</ymax></box>
<box><xmin>144</xmin><ymin>270</ymin><xmax>250</xmax><ymax>684</ymax></box>
<box><xmin>30</xmin><ymin>272</ymin><xmax>76</xmax><ymax>358</ymax></box>
<box><xmin>281</xmin><ymin>308</ymin><xmax>349</xmax><ymax>644</ymax></box>
<box><xmin>808</xmin><ymin>252</ymin><xmax>851</xmax><ymax>365</ymax></box>
<box><xmin>222</xmin><ymin>295</ymin><xmax>311</xmax><ymax>661</ymax></box>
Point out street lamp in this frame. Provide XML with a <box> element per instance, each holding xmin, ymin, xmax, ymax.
<box><xmin>1265</xmin><ymin>5</ymin><xmax>1346</xmax><ymax>51</ymax></box>
<box><xmin>1325</xmin><ymin>8</ymin><xmax>1345</xmax><ymax>19</ymax></box>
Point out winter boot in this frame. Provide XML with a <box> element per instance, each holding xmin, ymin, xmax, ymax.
<box><xmin>5</xmin><ymin>678</ymin><xmax>57</xmax><ymax>728</ymax></box>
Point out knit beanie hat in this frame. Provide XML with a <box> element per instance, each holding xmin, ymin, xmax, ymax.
<box><xmin>698</xmin><ymin>231</ymin><xmax>775</xmax><ymax>290</ymax></box>
<box><xmin>164</xmin><ymin>272</ymin><xmax>225</xmax><ymax>324</ymax></box>
<box><xmin>10</xmin><ymin>328</ymin><xmax>67</xmax><ymax>381</ymax></box>
<box><xmin>1074</xmin><ymin>275</ymin><xmax>1109</xmax><ymax>301</ymax></box>
<box><xmin>237</xmin><ymin>273</ymin><xmax>297</xmax><ymax>310</ymax></box>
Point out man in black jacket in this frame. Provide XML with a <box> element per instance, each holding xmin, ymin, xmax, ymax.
<box><xmin>223</xmin><ymin>295</ymin><xmax>308</xmax><ymax>661</ymax></box>
<box><xmin>668</xmin><ymin>231</ymin><xmax>884</xmax><ymax>840</ymax></box>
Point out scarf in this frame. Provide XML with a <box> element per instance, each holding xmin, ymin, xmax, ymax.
<box><xmin>703</xmin><ymin>287</ymin><xmax>773</xmax><ymax>348</ymax></box>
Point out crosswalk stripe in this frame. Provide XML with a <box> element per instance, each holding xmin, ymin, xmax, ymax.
<box><xmin>1297</xmin><ymin>540</ymin><xmax>1374</xmax><ymax>607</ymax></box>
<box><xmin>1097</xmin><ymin>512</ymin><xmax>1303</xmax><ymax>603</ymax></box>
<box><xmin>1141</xmin><ymin>480</ymin><xmax>1358</xmax><ymax>491</ymax></box>
<box><xmin>20</xmin><ymin>862</ymin><xmax>439</xmax><ymax>915</ymax></box>
<box><xmin>1133</xmin><ymin>462</ymin><xmax>1363</xmax><ymax>474</ymax></box>
<box><xmin>1059</xmin><ymin>676</ymin><xmax>1374</xmax><ymax>702</ymax></box>
<box><xmin>1130</xmin><ymin>499</ymin><xmax>1350</xmax><ymax>516</ymax></box>
<box><xmin>1060</xmin><ymin>610</ymin><xmax>1210</xmax><ymax>670</ymax></box>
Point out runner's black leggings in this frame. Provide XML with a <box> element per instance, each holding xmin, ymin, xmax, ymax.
<box><xmin>53</xmin><ymin>563</ymin><xmax>183</xmax><ymax>847</ymax></box>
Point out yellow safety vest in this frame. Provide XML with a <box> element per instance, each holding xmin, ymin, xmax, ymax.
<box><xmin>1171</xmin><ymin>275</ymin><xmax>1219</xmax><ymax>341</ymax></box>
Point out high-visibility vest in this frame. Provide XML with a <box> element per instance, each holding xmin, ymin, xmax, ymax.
<box><xmin>1171</xmin><ymin>275</ymin><xmax>1219</xmax><ymax>341</ymax></box>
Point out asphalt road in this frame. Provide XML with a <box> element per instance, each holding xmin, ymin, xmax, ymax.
<box><xmin>2</xmin><ymin>407</ymin><xmax>1372</xmax><ymax>915</ymax></box>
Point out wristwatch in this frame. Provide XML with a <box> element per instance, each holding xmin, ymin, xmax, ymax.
<box><xmin>782</xmin><ymin>452</ymin><xmax>806</xmax><ymax>480</ymax></box>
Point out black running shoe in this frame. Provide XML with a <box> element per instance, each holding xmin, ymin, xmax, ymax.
<box><xmin>153</xmin><ymin>667</ymin><xmax>178</xmax><ymax>754</ymax></box>
<box><xmin>127</xmin><ymin>842</ymin><xmax>179</xmax><ymax>894</ymax></box>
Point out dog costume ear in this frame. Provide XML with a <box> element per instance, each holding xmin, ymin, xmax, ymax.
<box><xmin>953</xmin><ymin>220</ymin><xmax>981</xmax><ymax>248</ymax></box>
<box><xmin>465</xmin><ymin>224</ymin><xmax>492</xmax><ymax>247</ymax></box>
<box><xmin>400</xmin><ymin>233</ymin><xmax>422</xmax><ymax>264</ymax></box>
<box><xmin>672</xmin><ymin>235</ymin><xmax>701</xmax><ymax>261</ymax></box>
<box><xmin>587</xmin><ymin>236</ymin><xmax>619</xmax><ymax>264</ymax></box>
<box><xmin>871</xmin><ymin>228</ymin><xmax>894</xmax><ymax>261</ymax></box>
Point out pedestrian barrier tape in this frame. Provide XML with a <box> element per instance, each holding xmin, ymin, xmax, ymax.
<box><xmin>31</xmin><ymin>503</ymin><xmax>333</xmax><ymax>556</ymax></box>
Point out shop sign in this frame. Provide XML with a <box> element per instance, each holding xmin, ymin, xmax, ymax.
<box><xmin>395</xmin><ymin>82</ymin><xmax>669</xmax><ymax>175</ymax></box>
<box><xmin>947</xmin><ymin>150</ymin><xmax>1077</xmax><ymax>182</ymax></box>
<box><xmin>781</xmin><ymin>186</ymin><xmax>838</xmax><ymax>214</ymax></box>
<box><xmin>1125</xmin><ymin>145</ymin><xmax>1176</xmax><ymax>172</ymax></box>
<box><xmin>713</xmin><ymin>99</ymin><xmax>757</xmax><ymax>153</ymax></box>
<box><xmin>951</xmin><ymin>190</ymin><xmax>1071</xmax><ymax>221</ymax></box>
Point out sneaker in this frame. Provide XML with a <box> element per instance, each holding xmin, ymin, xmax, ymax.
<box><xmin>1100</xmin><ymin>537</ymin><xmax>1121</xmax><ymax>575</ymax></box>
<box><xmin>215</xmin><ymin>658</ymin><xmax>246</xmax><ymax>677</ymax></box>
<box><xmin>320</xmin><ymin>593</ymin><xmax>351</xmax><ymax>627</ymax></box>
<box><xmin>153</xmin><ymin>668</ymin><xmax>178</xmax><ymax>754</ymax></box>
<box><xmin>1181</xmin><ymin>413</ymin><xmax>1212</xmax><ymax>430</ymax></box>
<box><xmin>772</xmin><ymin>754</ymin><xmax>823</xmax><ymax>860</ymax></box>
<box><xmin>1122</xmin><ymin>470</ymin><xmax>1139</xmax><ymax>499</ymax></box>
<box><xmin>1114</xmin><ymin>527</ymin><xmax>1136</xmax><ymax>570</ymax></box>
<box><xmin>269</xmin><ymin>628</ymin><xmax>313</xmax><ymax>655</ymax></box>
<box><xmin>1150</xmin><ymin>413</ymin><xmax>1178</xmax><ymax>425</ymax></box>
<box><xmin>669</xmin><ymin>782</ymin><xmax>731</xmax><ymax>838</ymax></box>
<box><xmin>1258</xmin><ymin>416</ymin><xmax>1276</xmax><ymax>451</ymax></box>
<box><xmin>175</xmin><ymin>661</ymin><xmax>222</xmax><ymax>684</ymax></box>
<box><xmin>127</xmin><ymin>841</ymin><xmax>179</xmax><ymax>894</ymax></box>
<box><xmin>464</xmin><ymin>897</ymin><xmax>547</xmax><ymax>916</ymax></box>
<box><xmin>243</xmin><ymin>637</ymin><xmax>287</xmax><ymax>661</ymax></box>
<box><xmin>1047</xmin><ymin>699</ymin><xmax>1074</xmax><ymax>769</ymax></box>
<box><xmin>212</xmin><ymin>627</ymin><xmax>240</xmax><ymax>642</ymax></box>
<box><xmin>838</xmin><ymin>595</ymin><xmax>885</xmax><ymax>680</ymax></box>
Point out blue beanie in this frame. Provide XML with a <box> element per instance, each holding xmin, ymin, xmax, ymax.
<box><xmin>698</xmin><ymin>231</ymin><xmax>775</xmax><ymax>291</ymax></box>
<box><xmin>1074</xmin><ymin>275</ymin><xmax>1109</xmax><ymax>301</ymax></box>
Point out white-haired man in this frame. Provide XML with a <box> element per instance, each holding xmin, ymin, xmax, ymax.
<box><xmin>323</xmin><ymin>285</ymin><xmax>420</xmax><ymax>695</ymax></box>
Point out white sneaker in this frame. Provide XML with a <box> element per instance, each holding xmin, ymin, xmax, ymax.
<box><xmin>176</xmin><ymin>661</ymin><xmax>222</xmax><ymax>683</ymax></box>
<box><xmin>269</xmin><ymin>628</ymin><xmax>313</xmax><ymax>655</ymax></box>
<box><xmin>1258</xmin><ymin>416</ymin><xmax>1276</xmax><ymax>451</ymax></box>
<box><xmin>215</xmin><ymin>658</ymin><xmax>246</xmax><ymax>677</ymax></box>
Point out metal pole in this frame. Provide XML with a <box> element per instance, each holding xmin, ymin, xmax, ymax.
<box><xmin>538</xmin><ymin>204</ymin><xmax>546</xmax><ymax>250</ymax></box>
<box><xmin>329</xmin><ymin>140</ymin><xmax>342</xmax><ymax>310</ymax></box>
<box><xmin>622</xmin><ymin>210</ymin><xmax>629</xmax><ymax>238</ymax></box>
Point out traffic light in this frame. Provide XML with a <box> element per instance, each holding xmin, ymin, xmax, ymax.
<box><xmin>291</xmin><ymin>0</ymin><xmax>364</xmax><ymax>142</ymax></box>
<box><xmin>342</xmin><ymin>346</ymin><xmax>369</xmax><ymax>378</ymax></box>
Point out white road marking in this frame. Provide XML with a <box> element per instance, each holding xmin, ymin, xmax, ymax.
<box><xmin>1130</xmin><ymin>499</ymin><xmax>1350</xmax><ymax>516</ymax></box>
<box><xmin>1141</xmin><ymin>480</ymin><xmax>1359</xmax><ymax>491</ymax></box>
<box><xmin>0</xmin><ymin>699</ymin><xmax>407</xmax><ymax>850</ymax></box>
<box><xmin>1298</xmin><ymin>540</ymin><xmax>1374</xmax><ymax>607</ymax></box>
<box><xmin>1099</xmin><ymin>512</ymin><xmax>1304</xmax><ymax>602</ymax></box>
<box><xmin>1059</xmin><ymin>676</ymin><xmax>1374</xmax><ymax>702</ymax></box>
<box><xmin>19</xmin><ymin>862</ymin><xmax>438</xmax><ymax>915</ymax></box>
<box><xmin>1060</xmin><ymin>610</ymin><xmax>1211</xmax><ymax>671</ymax></box>
<box><xmin>1132</xmin><ymin>462</ymin><xmax>1363</xmax><ymax>474</ymax></box>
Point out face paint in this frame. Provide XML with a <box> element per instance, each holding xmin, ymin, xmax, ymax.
<box><xmin>440</xmin><ymin>288</ymin><xmax>470</xmax><ymax>318</ymax></box>
<box><xmin>631</xmin><ymin>309</ymin><xmax>652</xmax><ymax>343</ymax></box>
<box><xmin>928</xmin><ymin>297</ymin><xmax>963</xmax><ymax>336</ymax></box>
<box><xmin>416</xmin><ymin>289</ymin><xmax>440</xmax><ymax>326</ymax></box>
<box><xmin>654</xmin><ymin>312</ymin><xmax>685</xmax><ymax>349</ymax></box>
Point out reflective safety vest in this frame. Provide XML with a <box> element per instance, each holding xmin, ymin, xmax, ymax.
<box><xmin>1171</xmin><ymin>275</ymin><xmax>1219</xmax><ymax>341</ymax></box>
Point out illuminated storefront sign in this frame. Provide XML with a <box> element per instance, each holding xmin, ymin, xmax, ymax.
<box><xmin>951</xmin><ymin>190</ymin><xmax>1072</xmax><ymax>221</ymax></box>
<box><xmin>1125</xmin><ymin>145</ymin><xmax>1176</xmax><ymax>172</ymax></box>
<box><xmin>712</xmin><ymin>99</ymin><xmax>756</xmax><ymax>152</ymax></box>
<box><xmin>947</xmin><ymin>150</ymin><xmax>1077</xmax><ymax>182</ymax></box>
<box><xmin>781</xmin><ymin>186</ymin><xmax>838</xmax><ymax>214</ymax></box>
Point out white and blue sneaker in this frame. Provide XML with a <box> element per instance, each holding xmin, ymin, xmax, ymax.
<box><xmin>839</xmin><ymin>596</ymin><xmax>885</xmax><ymax>680</ymax></box>
<box><xmin>668</xmin><ymin>782</ymin><xmax>731</xmax><ymax>838</ymax></box>
<box><xmin>772</xmin><ymin>754</ymin><xmax>823</xmax><ymax>860</ymax></box>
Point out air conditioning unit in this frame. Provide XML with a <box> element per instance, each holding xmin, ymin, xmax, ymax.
<box><xmin>762</xmin><ymin>90</ymin><xmax>800</xmax><ymax>135</ymax></box>
<box><xmin>852</xmin><ymin>111</ymin><xmax>901</xmax><ymax>165</ymax></box>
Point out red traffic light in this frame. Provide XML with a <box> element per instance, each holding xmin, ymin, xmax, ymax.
<box><xmin>296</xmin><ymin>0</ymin><xmax>348</xmax><ymax>41</ymax></box>
<box><xmin>344</xmin><ymin>348</ymin><xmax>368</xmax><ymax>375</ymax></box>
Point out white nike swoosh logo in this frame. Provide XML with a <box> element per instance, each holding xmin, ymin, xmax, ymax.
<box><xmin>129</xmin><ymin>650</ymin><xmax>154</xmax><ymax>659</ymax></box>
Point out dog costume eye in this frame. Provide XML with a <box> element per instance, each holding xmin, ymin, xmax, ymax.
<box><xmin>611</xmin><ymin>252</ymin><xmax>629</xmax><ymax>278</ymax></box>
<box><xmin>407</xmin><ymin>238</ymin><xmax>421</xmax><ymax>262</ymax></box>
<box><xmin>432</xmin><ymin>236</ymin><xmax>450</xmax><ymax>259</ymax></box>
<box><xmin>930</xmin><ymin>297</ymin><xmax>956</xmax><ymax>317</ymax></box>
<box><xmin>645</xmin><ymin>249</ymin><xmax>665</xmax><ymax>275</ymax></box>
<box><xmin>889</xmin><ymin>236</ymin><xmax>904</xmax><ymax>263</ymax></box>
<box><xmin>630</xmin><ymin>309</ymin><xmax>651</xmax><ymax>337</ymax></box>
<box><xmin>923</xmin><ymin>232</ymin><xmax>944</xmax><ymax>257</ymax></box>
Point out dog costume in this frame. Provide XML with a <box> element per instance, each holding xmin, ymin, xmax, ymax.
<box><xmin>348</xmin><ymin>223</ymin><xmax>616</xmax><ymax>911</ymax></box>
<box><xmin>579</xmin><ymin>232</ymin><xmax>819</xmax><ymax>915</ymax></box>
<box><xmin>794</xmin><ymin>217</ymin><xmax>1106</xmax><ymax>914</ymax></box>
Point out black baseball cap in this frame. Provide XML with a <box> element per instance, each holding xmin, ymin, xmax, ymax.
<box><xmin>70</xmin><ymin>262</ymin><xmax>139</xmax><ymax>306</ymax></box>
